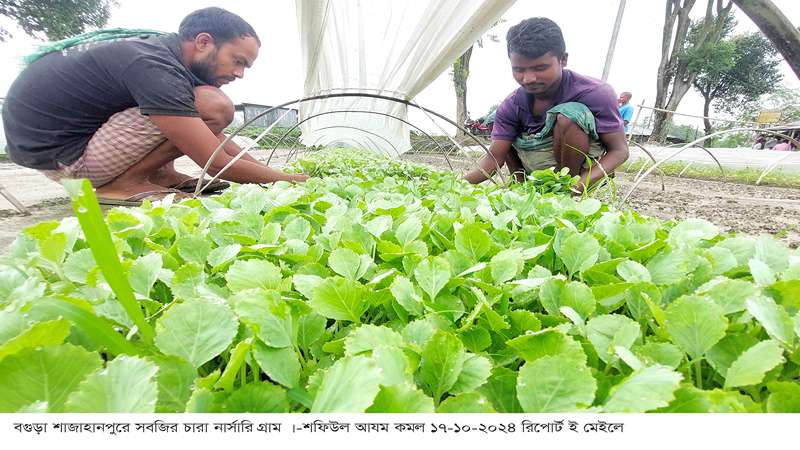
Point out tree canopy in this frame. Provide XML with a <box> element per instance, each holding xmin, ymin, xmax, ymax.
<box><xmin>0</xmin><ymin>0</ymin><xmax>114</xmax><ymax>42</ymax></box>
<box><xmin>690</xmin><ymin>21</ymin><xmax>783</xmax><ymax>134</ymax></box>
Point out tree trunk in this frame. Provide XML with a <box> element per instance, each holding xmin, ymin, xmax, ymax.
<box><xmin>702</xmin><ymin>94</ymin><xmax>713</xmax><ymax>135</ymax></box>
<box><xmin>453</xmin><ymin>46</ymin><xmax>473</xmax><ymax>140</ymax></box>
<box><xmin>732</xmin><ymin>0</ymin><xmax>800</xmax><ymax>80</ymax></box>
<box><xmin>652</xmin><ymin>0</ymin><xmax>697</xmax><ymax>142</ymax></box>
<box><xmin>652</xmin><ymin>0</ymin><xmax>732</xmax><ymax>142</ymax></box>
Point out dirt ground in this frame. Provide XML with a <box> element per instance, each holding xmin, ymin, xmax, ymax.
<box><xmin>0</xmin><ymin>151</ymin><xmax>798</xmax><ymax>252</ymax></box>
<box><xmin>614</xmin><ymin>173</ymin><xmax>800</xmax><ymax>248</ymax></box>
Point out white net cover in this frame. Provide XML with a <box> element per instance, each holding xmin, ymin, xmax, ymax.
<box><xmin>295</xmin><ymin>0</ymin><xmax>514</xmax><ymax>156</ymax></box>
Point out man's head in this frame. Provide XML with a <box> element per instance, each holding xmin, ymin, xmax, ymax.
<box><xmin>619</xmin><ymin>92</ymin><xmax>632</xmax><ymax>105</ymax></box>
<box><xmin>506</xmin><ymin>17</ymin><xmax>567</xmax><ymax>96</ymax></box>
<box><xmin>179</xmin><ymin>7</ymin><xmax>260</xmax><ymax>87</ymax></box>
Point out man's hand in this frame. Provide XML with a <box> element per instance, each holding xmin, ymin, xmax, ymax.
<box><xmin>288</xmin><ymin>173</ymin><xmax>310</xmax><ymax>182</ymax></box>
<box><xmin>150</xmin><ymin>115</ymin><xmax>301</xmax><ymax>184</ymax></box>
<box><xmin>576</xmin><ymin>130</ymin><xmax>629</xmax><ymax>192</ymax></box>
<box><xmin>464</xmin><ymin>140</ymin><xmax>514</xmax><ymax>184</ymax></box>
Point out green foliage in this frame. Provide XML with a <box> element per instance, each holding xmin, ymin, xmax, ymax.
<box><xmin>739</xmin><ymin>87</ymin><xmax>800</xmax><ymax>125</ymax></box>
<box><xmin>525</xmin><ymin>167</ymin><xmax>580</xmax><ymax>195</ymax></box>
<box><xmin>0</xmin><ymin>149</ymin><xmax>797</xmax><ymax>412</ymax></box>
<box><xmin>692</xmin><ymin>30</ymin><xmax>783</xmax><ymax>118</ymax></box>
<box><xmin>0</xmin><ymin>0</ymin><xmax>114</xmax><ymax>41</ymax></box>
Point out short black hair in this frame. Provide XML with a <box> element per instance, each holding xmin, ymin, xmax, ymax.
<box><xmin>179</xmin><ymin>7</ymin><xmax>261</xmax><ymax>46</ymax></box>
<box><xmin>506</xmin><ymin>17</ymin><xmax>565</xmax><ymax>59</ymax></box>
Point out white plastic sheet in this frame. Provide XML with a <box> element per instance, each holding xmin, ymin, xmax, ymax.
<box><xmin>295</xmin><ymin>0</ymin><xmax>514</xmax><ymax>156</ymax></box>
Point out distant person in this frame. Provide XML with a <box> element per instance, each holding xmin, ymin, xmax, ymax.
<box><xmin>463</xmin><ymin>17</ymin><xmax>629</xmax><ymax>193</ymax></box>
<box><xmin>2</xmin><ymin>7</ymin><xmax>308</xmax><ymax>206</ymax></box>
<box><xmin>618</xmin><ymin>92</ymin><xmax>633</xmax><ymax>133</ymax></box>
<box><xmin>752</xmin><ymin>134</ymin><xmax>766</xmax><ymax>150</ymax></box>
<box><xmin>772</xmin><ymin>139</ymin><xmax>792</xmax><ymax>151</ymax></box>
<box><xmin>764</xmin><ymin>137</ymin><xmax>779</xmax><ymax>149</ymax></box>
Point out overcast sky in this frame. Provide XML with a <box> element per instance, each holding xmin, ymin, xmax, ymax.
<box><xmin>1</xmin><ymin>0</ymin><xmax>798</xmax><ymax>132</ymax></box>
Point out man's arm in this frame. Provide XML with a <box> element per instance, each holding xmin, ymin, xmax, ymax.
<box><xmin>217</xmin><ymin>133</ymin><xmax>262</xmax><ymax>164</ymax></box>
<box><xmin>578</xmin><ymin>130</ymin><xmax>629</xmax><ymax>192</ymax></box>
<box><xmin>150</xmin><ymin>115</ymin><xmax>307</xmax><ymax>183</ymax></box>
<box><xmin>463</xmin><ymin>139</ymin><xmax>514</xmax><ymax>184</ymax></box>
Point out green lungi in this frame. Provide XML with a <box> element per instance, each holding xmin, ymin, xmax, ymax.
<box><xmin>513</xmin><ymin>102</ymin><xmax>606</xmax><ymax>172</ymax></box>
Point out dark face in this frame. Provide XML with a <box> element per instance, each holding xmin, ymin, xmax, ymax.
<box><xmin>190</xmin><ymin>35</ymin><xmax>259</xmax><ymax>88</ymax></box>
<box><xmin>618</xmin><ymin>94</ymin><xmax>631</xmax><ymax>105</ymax></box>
<box><xmin>510</xmin><ymin>51</ymin><xmax>567</xmax><ymax>97</ymax></box>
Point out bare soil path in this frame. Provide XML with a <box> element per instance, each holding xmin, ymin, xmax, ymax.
<box><xmin>615</xmin><ymin>173</ymin><xmax>800</xmax><ymax>248</ymax></box>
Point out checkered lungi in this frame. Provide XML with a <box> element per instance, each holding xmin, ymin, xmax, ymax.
<box><xmin>41</xmin><ymin>107</ymin><xmax>166</xmax><ymax>187</ymax></box>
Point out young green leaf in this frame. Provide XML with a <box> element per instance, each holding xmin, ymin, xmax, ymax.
<box><xmin>766</xmin><ymin>381</ymin><xmax>800</xmax><ymax>413</ymax></box>
<box><xmin>344</xmin><ymin>324</ymin><xmax>404</xmax><ymax>355</ymax></box>
<box><xmin>222</xmin><ymin>382</ymin><xmax>290</xmax><ymax>413</ymax></box>
<box><xmin>0</xmin><ymin>344</ymin><xmax>102</xmax><ymax>412</ymax></box>
<box><xmin>489</xmin><ymin>248</ymin><xmax>524</xmax><ymax>283</ymax></box>
<box><xmin>668</xmin><ymin>218</ymin><xmax>719</xmax><ymax>247</ymax></box>
<box><xmin>328</xmin><ymin>247</ymin><xmax>372</xmax><ymax>280</ymax></box>
<box><xmin>664</xmin><ymin>295</ymin><xmax>728</xmax><ymax>360</ymax></box>
<box><xmin>507</xmin><ymin>329</ymin><xmax>586</xmax><ymax>363</ymax></box>
<box><xmin>556</xmin><ymin>232</ymin><xmax>600</xmax><ymax>276</ymax></box>
<box><xmin>310</xmin><ymin>276</ymin><xmax>368</xmax><ymax>323</ymax></box>
<box><xmin>516</xmin><ymin>354</ymin><xmax>596</xmax><ymax>412</ymax></box>
<box><xmin>413</xmin><ymin>256</ymin><xmax>451</xmax><ymax>301</ymax></box>
<box><xmin>436</xmin><ymin>392</ymin><xmax>496</xmax><ymax>413</ymax></box>
<box><xmin>746</xmin><ymin>295</ymin><xmax>795</xmax><ymax>348</ymax></box>
<box><xmin>65</xmin><ymin>355</ymin><xmax>158</xmax><ymax>412</ymax></box>
<box><xmin>478</xmin><ymin>367</ymin><xmax>523</xmax><ymax>413</ymax></box>
<box><xmin>149</xmin><ymin>355</ymin><xmax>196</xmax><ymax>413</ymax></box>
<box><xmin>155</xmin><ymin>299</ymin><xmax>238</xmax><ymax>368</ymax></box>
<box><xmin>234</xmin><ymin>290</ymin><xmax>296</xmax><ymax>348</ymax></box>
<box><xmin>366</xmin><ymin>384</ymin><xmax>435</xmax><ymax>413</ymax></box>
<box><xmin>723</xmin><ymin>340</ymin><xmax>785</xmax><ymax>389</ymax></box>
<box><xmin>616</xmin><ymin>260</ymin><xmax>652</xmax><ymax>283</ymax></box>
<box><xmin>311</xmin><ymin>355</ymin><xmax>382</xmax><ymax>412</ymax></box>
<box><xmin>602</xmin><ymin>365</ymin><xmax>682</xmax><ymax>412</ymax></box>
<box><xmin>389</xmin><ymin>275</ymin><xmax>424</xmax><ymax>316</ymax></box>
<box><xmin>454</xmin><ymin>223</ymin><xmax>492</xmax><ymax>261</ymax></box>
<box><xmin>0</xmin><ymin>319</ymin><xmax>70</xmax><ymax>362</ymax></box>
<box><xmin>176</xmin><ymin>235</ymin><xmax>211</xmax><ymax>265</ymax></box>
<box><xmin>252</xmin><ymin>340</ymin><xmax>301</xmax><ymax>389</ymax></box>
<box><xmin>395</xmin><ymin>216</ymin><xmax>422</xmax><ymax>246</ymax></box>
<box><xmin>586</xmin><ymin>314</ymin><xmax>641</xmax><ymax>364</ymax></box>
<box><xmin>696</xmin><ymin>277</ymin><xmax>757</xmax><ymax>315</ymax></box>
<box><xmin>225</xmin><ymin>259</ymin><xmax>282</xmax><ymax>291</ymax></box>
<box><xmin>419</xmin><ymin>331</ymin><xmax>466</xmax><ymax>401</ymax></box>
<box><xmin>749</xmin><ymin>258</ymin><xmax>777</xmax><ymax>286</ymax></box>
<box><xmin>450</xmin><ymin>354</ymin><xmax>492</xmax><ymax>394</ymax></box>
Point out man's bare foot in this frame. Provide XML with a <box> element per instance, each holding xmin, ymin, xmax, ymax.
<box><xmin>96</xmin><ymin>179</ymin><xmax>175</xmax><ymax>201</ymax></box>
<box><xmin>148</xmin><ymin>166</ymin><xmax>195</xmax><ymax>187</ymax></box>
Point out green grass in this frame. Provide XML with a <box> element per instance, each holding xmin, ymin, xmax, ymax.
<box><xmin>620</xmin><ymin>160</ymin><xmax>800</xmax><ymax>188</ymax></box>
